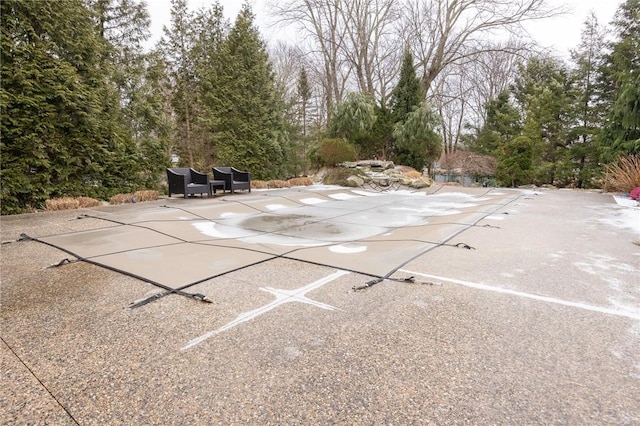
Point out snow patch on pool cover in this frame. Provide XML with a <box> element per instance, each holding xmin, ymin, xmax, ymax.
<box><xmin>193</xmin><ymin>222</ymin><xmax>259</xmax><ymax>239</ymax></box>
<box><xmin>299</xmin><ymin>197</ymin><xmax>328</xmax><ymax>205</ymax></box>
<box><xmin>265</xmin><ymin>204</ymin><xmax>289</xmax><ymax>211</ymax></box>
<box><xmin>191</xmin><ymin>191</ymin><xmax>486</xmax><ymax>246</ymax></box>
<box><xmin>329</xmin><ymin>244</ymin><xmax>368</xmax><ymax>254</ymax></box>
<box><xmin>328</xmin><ymin>192</ymin><xmax>360</xmax><ymax>200</ymax></box>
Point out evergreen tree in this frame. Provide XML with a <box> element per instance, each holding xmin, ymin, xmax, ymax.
<box><xmin>392</xmin><ymin>102</ymin><xmax>442</xmax><ymax>172</ymax></box>
<box><xmin>134</xmin><ymin>51</ymin><xmax>174</xmax><ymax>187</ymax></box>
<box><xmin>569</xmin><ymin>13</ymin><xmax>607</xmax><ymax>187</ymax></box>
<box><xmin>329</xmin><ymin>92</ymin><xmax>377</xmax><ymax>141</ymax></box>
<box><xmin>327</xmin><ymin>92</ymin><xmax>383</xmax><ymax>160</ymax></box>
<box><xmin>295</xmin><ymin>66</ymin><xmax>312</xmax><ymax>175</ymax></box>
<box><xmin>87</xmin><ymin>0</ymin><xmax>150</xmax><ymax>96</ymax></box>
<box><xmin>600</xmin><ymin>0</ymin><xmax>640</xmax><ymax>158</ymax></box>
<box><xmin>385</xmin><ymin>48</ymin><xmax>429</xmax><ymax>164</ymax></box>
<box><xmin>87</xmin><ymin>0</ymin><xmax>170</xmax><ymax>188</ymax></box>
<box><xmin>0</xmin><ymin>0</ymin><xmax>138</xmax><ymax>213</ymax></box>
<box><xmin>389</xmin><ymin>49</ymin><xmax>424</xmax><ymax>125</ymax></box>
<box><xmin>190</xmin><ymin>3</ymin><xmax>228</xmax><ymax>168</ymax></box>
<box><xmin>161</xmin><ymin>0</ymin><xmax>201</xmax><ymax>168</ymax></box>
<box><xmin>297</xmin><ymin>67</ymin><xmax>312</xmax><ymax>138</ymax></box>
<box><xmin>367</xmin><ymin>104</ymin><xmax>395</xmax><ymax>160</ymax></box>
<box><xmin>496</xmin><ymin>134</ymin><xmax>534</xmax><ymax>187</ymax></box>
<box><xmin>203</xmin><ymin>4</ymin><xmax>287</xmax><ymax>179</ymax></box>
<box><xmin>511</xmin><ymin>58</ymin><xmax>574</xmax><ymax>185</ymax></box>
<box><xmin>470</xmin><ymin>90</ymin><xmax>522</xmax><ymax>157</ymax></box>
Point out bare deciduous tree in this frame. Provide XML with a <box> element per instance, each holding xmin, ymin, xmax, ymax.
<box><xmin>400</xmin><ymin>0</ymin><xmax>563</xmax><ymax>95</ymax></box>
<box><xmin>267</xmin><ymin>0</ymin><xmax>406</xmax><ymax>111</ymax></box>
<box><xmin>268</xmin><ymin>40</ymin><xmax>327</xmax><ymax>131</ymax></box>
<box><xmin>430</xmin><ymin>39</ymin><xmax>529</xmax><ymax>154</ymax></box>
<box><xmin>268</xmin><ymin>0</ymin><xmax>349</xmax><ymax>115</ymax></box>
<box><xmin>465</xmin><ymin>40</ymin><xmax>528</xmax><ymax>123</ymax></box>
<box><xmin>267</xmin><ymin>0</ymin><xmax>563</xmax><ymax>158</ymax></box>
<box><xmin>269</xmin><ymin>41</ymin><xmax>305</xmax><ymax>107</ymax></box>
<box><xmin>340</xmin><ymin>0</ymin><xmax>400</xmax><ymax>103</ymax></box>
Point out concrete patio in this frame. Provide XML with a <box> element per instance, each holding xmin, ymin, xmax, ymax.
<box><xmin>1</xmin><ymin>185</ymin><xmax>638</xmax><ymax>424</ymax></box>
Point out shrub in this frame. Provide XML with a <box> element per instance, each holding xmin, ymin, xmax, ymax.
<box><xmin>318</xmin><ymin>138</ymin><xmax>357</xmax><ymax>166</ymax></box>
<box><xmin>603</xmin><ymin>155</ymin><xmax>640</xmax><ymax>192</ymax></box>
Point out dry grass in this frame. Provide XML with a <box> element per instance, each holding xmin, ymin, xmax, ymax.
<box><xmin>46</xmin><ymin>197</ymin><xmax>80</xmax><ymax>211</ymax></box>
<box><xmin>603</xmin><ymin>155</ymin><xmax>640</xmax><ymax>192</ymax></box>
<box><xmin>395</xmin><ymin>165</ymin><xmax>417</xmax><ymax>173</ymax></box>
<box><xmin>45</xmin><ymin>196</ymin><xmax>101</xmax><ymax>211</ymax></box>
<box><xmin>251</xmin><ymin>178</ymin><xmax>314</xmax><ymax>189</ymax></box>
<box><xmin>251</xmin><ymin>180</ymin><xmax>269</xmax><ymax>189</ymax></box>
<box><xmin>77</xmin><ymin>197</ymin><xmax>102</xmax><ymax>208</ymax></box>
<box><xmin>134</xmin><ymin>190</ymin><xmax>159</xmax><ymax>202</ymax></box>
<box><xmin>109</xmin><ymin>190</ymin><xmax>159</xmax><ymax>205</ymax></box>
<box><xmin>109</xmin><ymin>194</ymin><xmax>134</xmax><ymax>205</ymax></box>
<box><xmin>288</xmin><ymin>177</ymin><xmax>314</xmax><ymax>187</ymax></box>
<box><xmin>267</xmin><ymin>180</ymin><xmax>290</xmax><ymax>189</ymax></box>
<box><xmin>45</xmin><ymin>191</ymin><xmax>158</xmax><ymax>210</ymax></box>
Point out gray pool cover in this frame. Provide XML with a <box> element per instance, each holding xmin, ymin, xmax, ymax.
<box><xmin>32</xmin><ymin>187</ymin><xmax>521</xmax><ymax>305</ymax></box>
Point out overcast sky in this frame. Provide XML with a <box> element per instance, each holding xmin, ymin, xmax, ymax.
<box><xmin>145</xmin><ymin>0</ymin><xmax>623</xmax><ymax>58</ymax></box>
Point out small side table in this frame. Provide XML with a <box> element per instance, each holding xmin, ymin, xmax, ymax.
<box><xmin>210</xmin><ymin>180</ymin><xmax>226</xmax><ymax>195</ymax></box>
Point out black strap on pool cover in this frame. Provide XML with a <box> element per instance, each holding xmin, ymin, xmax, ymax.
<box><xmin>351</xmin><ymin>190</ymin><xmax>525</xmax><ymax>291</ymax></box>
<box><xmin>18</xmin><ymin>233</ymin><xmax>213</xmax><ymax>307</ymax></box>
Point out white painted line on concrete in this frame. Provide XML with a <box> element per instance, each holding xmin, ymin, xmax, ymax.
<box><xmin>182</xmin><ymin>270</ymin><xmax>350</xmax><ymax>350</ymax></box>
<box><xmin>399</xmin><ymin>269</ymin><xmax>640</xmax><ymax>321</ymax></box>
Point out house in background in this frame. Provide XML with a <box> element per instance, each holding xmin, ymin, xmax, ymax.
<box><xmin>434</xmin><ymin>151</ymin><xmax>497</xmax><ymax>186</ymax></box>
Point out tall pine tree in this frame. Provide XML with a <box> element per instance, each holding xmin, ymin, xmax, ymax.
<box><xmin>600</xmin><ymin>0</ymin><xmax>640</xmax><ymax>158</ymax></box>
<box><xmin>470</xmin><ymin>90</ymin><xmax>522</xmax><ymax>157</ymax></box>
<box><xmin>295</xmin><ymin>66</ymin><xmax>312</xmax><ymax>174</ymax></box>
<box><xmin>511</xmin><ymin>58</ymin><xmax>574</xmax><ymax>185</ymax></box>
<box><xmin>203</xmin><ymin>4</ymin><xmax>286</xmax><ymax>179</ymax></box>
<box><xmin>569</xmin><ymin>13</ymin><xmax>606</xmax><ymax>187</ymax></box>
<box><xmin>389</xmin><ymin>49</ymin><xmax>424</xmax><ymax>125</ymax></box>
<box><xmin>387</xmin><ymin>48</ymin><xmax>428</xmax><ymax>165</ymax></box>
<box><xmin>161</xmin><ymin>0</ymin><xmax>227</xmax><ymax>170</ymax></box>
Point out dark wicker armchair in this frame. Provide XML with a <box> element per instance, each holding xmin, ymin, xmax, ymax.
<box><xmin>212</xmin><ymin>167</ymin><xmax>251</xmax><ymax>193</ymax></box>
<box><xmin>166</xmin><ymin>168</ymin><xmax>212</xmax><ymax>198</ymax></box>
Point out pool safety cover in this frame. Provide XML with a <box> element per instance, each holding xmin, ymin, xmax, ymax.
<box><xmin>33</xmin><ymin>187</ymin><xmax>521</xmax><ymax>304</ymax></box>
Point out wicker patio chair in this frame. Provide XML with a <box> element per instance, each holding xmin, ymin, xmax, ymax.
<box><xmin>212</xmin><ymin>166</ymin><xmax>251</xmax><ymax>193</ymax></box>
<box><xmin>166</xmin><ymin>168</ymin><xmax>212</xmax><ymax>198</ymax></box>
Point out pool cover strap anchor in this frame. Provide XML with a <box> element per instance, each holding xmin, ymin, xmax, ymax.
<box><xmin>130</xmin><ymin>291</ymin><xmax>213</xmax><ymax>309</ymax></box>
<box><xmin>352</xmin><ymin>275</ymin><xmax>416</xmax><ymax>292</ymax></box>
<box><xmin>46</xmin><ymin>258</ymin><xmax>74</xmax><ymax>269</ymax></box>
<box><xmin>454</xmin><ymin>242</ymin><xmax>475</xmax><ymax>250</ymax></box>
<box><xmin>352</xmin><ymin>239</ymin><xmax>478</xmax><ymax>291</ymax></box>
